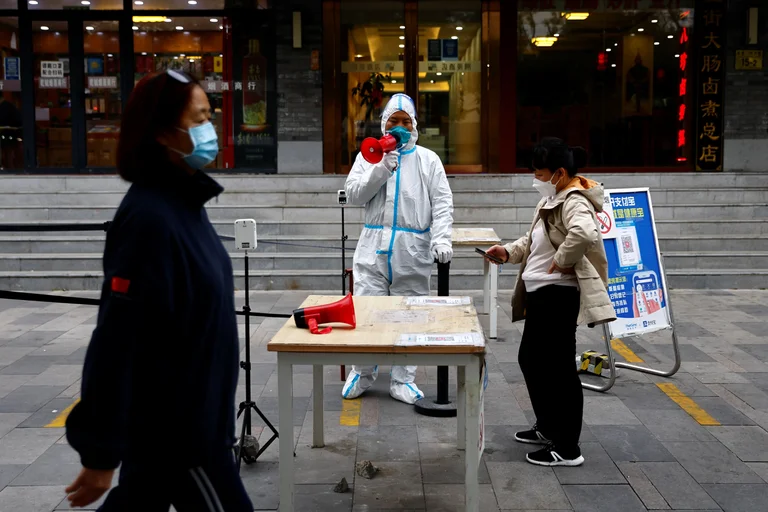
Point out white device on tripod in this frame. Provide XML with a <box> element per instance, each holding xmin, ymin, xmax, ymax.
<box><xmin>234</xmin><ymin>219</ymin><xmax>257</xmax><ymax>251</ymax></box>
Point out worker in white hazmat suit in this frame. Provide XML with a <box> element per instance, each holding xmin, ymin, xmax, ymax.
<box><xmin>342</xmin><ymin>93</ymin><xmax>454</xmax><ymax>404</ymax></box>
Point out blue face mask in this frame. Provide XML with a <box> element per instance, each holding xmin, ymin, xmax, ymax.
<box><xmin>387</xmin><ymin>126</ymin><xmax>411</xmax><ymax>149</ymax></box>
<box><xmin>173</xmin><ymin>122</ymin><xmax>219</xmax><ymax>170</ymax></box>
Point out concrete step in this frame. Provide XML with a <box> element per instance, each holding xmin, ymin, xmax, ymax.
<box><xmin>0</xmin><ymin>250</ymin><xmax>763</xmax><ymax>273</ymax></box>
<box><xmin>0</xmin><ymin>202</ymin><xmax>766</xmax><ymax>223</ymax></box>
<box><xmin>1</xmin><ymin>172</ymin><xmax>767</xmax><ymax>193</ymax></box>
<box><xmin>3</xmin><ymin>234</ymin><xmax>768</xmax><ymax>254</ymax></box>
<box><xmin>0</xmin><ymin>268</ymin><xmax>765</xmax><ymax>291</ymax></box>
<box><xmin>2</xmin><ymin>187</ymin><xmax>767</xmax><ymax>207</ymax></box>
<box><xmin>1</xmin><ymin>218</ymin><xmax>766</xmax><ymax>239</ymax></box>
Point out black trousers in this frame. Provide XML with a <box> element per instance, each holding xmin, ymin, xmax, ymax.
<box><xmin>518</xmin><ymin>284</ymin><xmax>583</xmax><ymax>451</ymax></box>
<box><xmin>98</xmin><ymin>451</ymin><xmax>253</xmax><ymax>512</ymax></box>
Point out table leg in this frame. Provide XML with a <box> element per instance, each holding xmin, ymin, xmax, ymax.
<box><xmin>464</xmin><ymin>356</ymin><xmax>481</xmax><ymax>512</ymax></box>
<box><xmin>482</xmin><ymin>258</ymin><xmax>491</xmax><ymax>315</ymax></box>
<box><xmin>490</xmin><ymin>263</ymin><xmax>498</xmax><ymax>340</ymax></box>
<box><xmin>278</xmin><ymin>356</ymin><xmax>294</xmax><ymax>512</ymax></box>
<box><xmin>457</xmin><ymin>365</ymin><xmax>466</xmax><ymax>450</ymax></box>
<box><xmin>312</xmin><ymin>364</ymin><xmax>325</xmax><ymax>448</ymax></box>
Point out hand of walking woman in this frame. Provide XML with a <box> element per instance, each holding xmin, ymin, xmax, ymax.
<box><xmin>66</xmin><ymin>467</ymin><xmax>114</xmax><ymax>507</ymax></box>
<box><xmin>548</xmin><ymin>261</ymin><xmax>575</xmax><ymax>275</ymax></box>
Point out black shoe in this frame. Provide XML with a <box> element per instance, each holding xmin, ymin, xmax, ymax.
<box><xmin>526</xmin><ymin>443</ymin><xmax>584</xmax><ymax>467</ymax></box>
<box><xmin>514</xmin><ymin>424</ymin><xmax>550</xmax><ymax>445</ymax></box>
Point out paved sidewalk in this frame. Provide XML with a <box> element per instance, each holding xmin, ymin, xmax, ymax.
<box><xmin>0</xmin><ymin>290</ymin><xmax>767</xmax><ymax>511</ymax></box>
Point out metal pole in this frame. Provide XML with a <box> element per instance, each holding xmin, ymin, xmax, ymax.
<box><xmin>243</xmin><ymin>252</ymin><xmax>251</xmax><ymax>436</ymax></box>
<box><xmin>579</xmin><ymin>323</ymin><xmax>618</xmax><ymax>393</ymax></box>
<box><xmin>414</xmin><ymin>261</ymin><xmax>457</xmax><ymax>416</ymax></box>
<box><xmin>341</xmin><ymin>207</ymin><xmax>347</xmax><ymax>296</ymax></box>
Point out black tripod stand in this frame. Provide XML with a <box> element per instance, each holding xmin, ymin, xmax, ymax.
<box><xmin>235</xmin><ymin>251</ymin><xmax>279</xmax><ymax>469</ymax></box>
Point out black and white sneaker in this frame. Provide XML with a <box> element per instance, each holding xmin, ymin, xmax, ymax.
<box><xmin>514</xmin><ymin>424</ymin><xmax>550</xmax><ymax>445</ymax></box>
<box><xmin>526</xmin><ymin>443</ymin><xmax>584</xmax><ymax>467</ymax></box>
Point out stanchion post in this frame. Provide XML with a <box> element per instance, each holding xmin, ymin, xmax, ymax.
<box><xmin>414</xmin><ymin>260</ymin><xmax>457</xmax><ymax>416</ymax></box>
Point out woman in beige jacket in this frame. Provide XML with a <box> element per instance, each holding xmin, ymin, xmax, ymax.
<box><xmin>485</xmin><ymin>138</ymin><xmax>615</xmax><ymax>467</ymax></box>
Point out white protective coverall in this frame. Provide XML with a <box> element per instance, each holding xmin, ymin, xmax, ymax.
<box><xmin>342</xmin><ymin>93</ymin><xmax>454</xmax><ymax>404</ymax></box>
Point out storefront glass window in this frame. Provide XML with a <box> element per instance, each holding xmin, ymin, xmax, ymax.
<box><xmin>418</xmin><ymin>0</ymin><xmax>481</xmax><ymax>166</ymax></box>
<box><xmin>340</xmin><ymin>1</ymin><xmax>405</xmax><ymax>169</ymax></box>
<box><xmin>133</xmin><ymin>16</ymin><xmax>226</xmax><ymax>169</ymax></box>
<box><xmin>28</xmin><ymin>0</ymin><xmax>123</xmax><ymax>9</ymax></box>
<box><xmin>34</xmin><ymin>21</ymin><xmax>71</xmax><ymax>168</ymax></box>
<box><xmin>0</xmin><ymin>17</ymin><xmax>21</xmax><ymax>171</ymax></box>
<box><xmin>517</xmin><ymin>2</ymin><xmax>695</xmax><ymax>168</ymax></box>
<box><xmin>84</xmin><ymin>21</ymin><xmax>121</xmax><ymax>168</ymax></box>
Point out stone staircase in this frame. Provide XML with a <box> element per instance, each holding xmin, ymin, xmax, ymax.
<box><xmin>0</xmin><ymin>172</ymin><xmax>766</xmax><ymax>291</ymax></box>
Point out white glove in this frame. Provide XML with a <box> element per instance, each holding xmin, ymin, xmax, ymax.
<box><xmin>432</xmin><ymin>244</ymin><xmax>453</xmax><ymax>264</ymax></box>
<box><xmin>376</xmin><ymin>150</ymin><xmax>399</xmax><ymax>173</ymax></box>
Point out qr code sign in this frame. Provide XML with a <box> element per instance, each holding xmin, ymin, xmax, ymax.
<box><xmin>621</xmin><ymin>235</ymin><xmax>634</xmax><ymax>254</ymax></box>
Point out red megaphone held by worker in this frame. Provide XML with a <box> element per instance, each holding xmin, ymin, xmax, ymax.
<box><xmin>360</xmin><ymin>126</ymin><xmax>411</xmax><ymax>164</ymax></box>
<box><xmin>292</xmin><ymin>293</ymin><xmax>357</xmax><ymax>335</ymax></box>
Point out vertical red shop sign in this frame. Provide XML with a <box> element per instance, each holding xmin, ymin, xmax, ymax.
<box><xmin>676</xmin><ymin>23</ymin><xmax>690</xmax><ymax>162</ymax></box>
<box><xmin>694</xmin><ymin>0</ymin><xmax>727</xmax><ymax>171</ymax></box>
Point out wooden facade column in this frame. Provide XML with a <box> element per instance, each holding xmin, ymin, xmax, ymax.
<box><xmin>404</xmin><ymin>1</ymin><xmax>419</xmax><ymax>108</ymax></box>
<box><xmin>322</xmin><ymin>0</ymin><xmax>341</xmax><ymax>173</ymax></box>
<box><xmin>499</xmin><ymin>0</ymin><xmax>517</xmax><ymax>173</ymax></box>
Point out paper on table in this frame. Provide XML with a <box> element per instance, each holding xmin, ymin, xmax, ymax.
<box><xmin>405</xmin><ymin>296</ymin><xmax>471</xmax><ymax>307</ymax></box>
<box><xmin>396</xmin><ymin>332</ymin><xmax>485</xmax><ymax>347</ymax></box>
<box><xmin>375</xmin><ymin>310</ymin><xmax>430</xmax><ymax>324</ymax></box>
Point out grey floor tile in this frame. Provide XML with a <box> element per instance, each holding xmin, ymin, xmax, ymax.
<box><xmin>11</xmin><ymin>313</ymin><xmax>63</xmax><ymax>327</ymax></box>
<box><xmin>552</xmin><ymin>443</ymin><xmax>625</xmax><ymax>485</ymax></box>
<box><xmin>0</xmin><ymin>356</ymin><xmax>59</xmax><ymax>376</ymax></box>
<box><xmin>746</xmin><ymin>373</ymin><xmax>768</xmax><ymax>394</ymax></box>
<box><xmin>424</xmin><ymin>484</ymin><xmax>499</xmax><ymax>512</ymax></box>
<box><xmin>676</xmin><ymin>322</ymin><xmax>717</xmax><ymax>338</ymax></box>
<box><xmin>581</xmin><ymin>396</ymin><xmax>641</xmax><ymax>425</ymax></box>
<box><xmin>633</xmin><ymin>408</ymin><xmax>718</xmax><ymax>442</ymax></box>
<box><xmin>292</xmin><ymin>431</ymin><xmax>357</xmax><ymax>485</ymax></box>
<box><xmin>722</xmin><ymin>383</ymin><xmax>768</xmax><ymax>411</ymax></box>
<box><xmin>486</xmin><ymin>461</ymin><xmax>570</xmax><ymax>510</ymax></box>
<box><xmin>0</xmin><ymin>413</ymin><xmax>31</xmax><ymax>438</ymax></box>
<box><xmin>417</xmin><ymin>422</ymin><xmax>457</xmax><ymax>444</ymax></box>
<box><xmin>707</xmin><ymin>426</ymin><xmax>768</xmax><ymax>462</ymax></box>
<box><xmin>419</xmin><ymin>443</ymin><xmax>491</xmax><ymax>484</ymax></box>
<box><xmin>733</xmin><ymin>322</ymin><xmax>768</xmax><ymax>338</ymax></box>
<box><xmin>0</xmin><ymin>485</ymin><xmax>68</xmax><ymax>512</ymax></box>
<box><xmin>4</xmin><ymin>331</ymin><xmax>67</xmax><ymax>349</ymax></box>
<box><xmin>239</xmin><ymin>461</ymin><xmax>279</xmax><ymax>511</ymax></box>
<box><xmin>562</xmin><ymin>484</ymin><xmax>647</xmax><ymax>512</ymax></box>
<box><xmin>613</xmin><ymin>383</ymin><xmax>683</xmax><ymax>411</ymax></box>
<box><xmin>295</xmin><ymin>484</ymin><xmax>353</xmax><ymax>512</ymax></box>
<box><xmin>693</xmin><ymin>396</ymin><xmax>757</xmax><ymax>426</ymax></box>
<box><xmin>590</xmin><ymin>424</ymin><xmax>676</xmax><ymax>462</ymax></box>
<box><xmin>747</xmin><ymin>463</ymin><xmax>768</xmax><ymax>483</ymax></box>
<box><xmin>0</xmin><ymin>464</ymin><xmax>26</xmax><ymax>489</ymax></box>
<box><xmin>637</xmin><ymin>462</ymin><xmax>720</xmax><ymax>510</ymax></box>
<box><xmin>11</xmin><ymin>444</ymin><xmax>80</xmax><ymax>486</ymax></box>
<box><xmin>357</xmin><ymin>425</ymin><xmax>420</xmax><ymax>462</ymax></box>
<box><xmin>19</xmin><ymin>398</ymin><xmax>75</xmax><ymax>428</ymax></box>
<box><xmin>617</xmin><ymin>461</ymin><xmax>671</xmax><ymax>510</ymax></box>
<box><xmin>663</xmin><ymin>442</ymin><xmax>764</xmax><ymax>484</ymax></box>
<box><xmin>735</xmin><ymin>305</ymin><xmax>768</xmax><ymax>317</ymax></box>
<box><xmin>0</xmin><ymin>375</ymin><xmax>31</xmax><ymax>400</ymax></box>
<box><xmin>478</xmin><ymin>425</ymin><xmax>531</xmax><ymax>463</ymax></box>
<box><xmin>26</xmin><ymin>366</ymin><xmax>82</xmax><ymax>387</ymax></box>
<box><xmin>0</xmin><ymin>385</ymin><xmax>68</xmax><ymax>413</ymax></box>
<box><xmin>0</xmin><ymin>428</ymin><xmax>64</xmax><ymax>465</ymax></box>
<box><xmin>703</xmin><ymin>483</ymin><xmax>768</xmax><ymax>512</ymax></box>
<box><xmin>352</xmin><ymin>462</ymin><xmax>425</xmax><ymax>510</ymax></box>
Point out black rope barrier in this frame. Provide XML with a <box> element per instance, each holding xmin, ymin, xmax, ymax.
<box><xmin>0</xmin><ymin>289</ymin><xmax>291</xmax><ymax>319</ymax></box>
<box><xmin>0</xmin><ymin>222</ymin><xmax>112</xmax><ymax>233</ymax></box>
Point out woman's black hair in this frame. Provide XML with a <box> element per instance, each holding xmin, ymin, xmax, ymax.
<box><xmin>529</xmin><ymin>137</ymin><xmax>588</xmax><ymax>176</ymax></box>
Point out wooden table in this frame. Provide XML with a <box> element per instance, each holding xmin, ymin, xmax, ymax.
<box><xmin>452</xmin><ymin>228</ymin><xmax>502</xmax><ymax>339</ymax></box>
<box><xmin>268</xmin><ymin>295</ymin><xmax>486</xmax><ymax>512</ymax></box>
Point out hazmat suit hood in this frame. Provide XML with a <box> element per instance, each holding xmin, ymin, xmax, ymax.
<box><xmin>380</xmin><ymin>93</ymin><xmax>419</xmax><ymax>151</ymax></box>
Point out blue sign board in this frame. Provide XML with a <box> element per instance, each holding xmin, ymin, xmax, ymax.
<box><xmin>602</xmin><ymin>188</ymin><xmax>671</xmax><ymax>338</ymax></box>
<box><xmin>4</xmin><ymin>57</ymin><xmax>19</xmax><ymax>81</ymax></box>
<box><xmin>442</xmin><ymin>39</ymin><xmax>459</xmax><ymax>61</ymax></box>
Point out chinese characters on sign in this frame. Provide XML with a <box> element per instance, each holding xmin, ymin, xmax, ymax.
<box><xmin>87</xmin><ymin>76</ymin><xmax>118</xmax><ymax>89</ymax></box>
<box><xmin>39</xmin><ymin>77</ymin><xmax>69</xmax><ymax>89</ymax></box>
<box><xmin>695</xmin><ymin>1</ymin><xmax>727</xmax><ymax>171</ymax></box>
<box><xmin>677</xmin><ymin>22</ymin><xmax>690</xmax><ymax>162</ymax></box>
<box><xmin>40</xmin><ymin>61</ymin><xmax>64</xmax><ymax>78</ymax></box>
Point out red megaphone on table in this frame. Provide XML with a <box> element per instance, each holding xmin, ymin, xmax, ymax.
<box><xmin>360</xmin><ymin>128</ymin><xmax>409</xmax><ymax>164</ymax></box>
<box><xmin>292</xmin><ymin>293</ymin><xmax>357</xmax><ymax>335</ymax></box>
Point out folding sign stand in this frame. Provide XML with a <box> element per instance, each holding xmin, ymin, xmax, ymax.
<box><xmin>580</xmin><ymin>260</ymin><xmax>682</xmax><ymax>394</ymax></box>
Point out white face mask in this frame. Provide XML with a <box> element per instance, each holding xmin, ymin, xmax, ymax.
<box><xmin>532</xmin><ymin>173</ymin><xmax>561</xmax><ymax>198</ymax></box>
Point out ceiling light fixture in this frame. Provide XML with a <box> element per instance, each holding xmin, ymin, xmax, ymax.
<box><xmin>667</xmin><ymin>34</ymin><xmax>674</xmax><ymax>39</ymax></box>
<box><xmin>654</xmin><ymin>41</ymin><xmax>660</xmax><ymax>45</ymax></box>
<box><xmin>176</xmin><ymin>26</ymin><xmax>184</xmax><ymax>30</ymax></box>
<box><xmin>81</xmin><ymin>0</ymin><xmax>90</xmax><ymax>4</ymax></box>
<box><xmin>400</xmin><ymin>25</ymin><xmax>405</xmax><ymax>30</ymax></box>
<box><xmin>451</xmin><ymin>35</ymin><xmax>458</xmax><ymax>40</ymax></box>
<box><xmin>436</xmin><ymin>72</ymin><xmax>442</xmax><ymax>76</ymax></box>
<box><xmin>391</xmin><ymin>80</ymin><xmax>396</xmax><ymax>84</ymax></box>
<box><xmin>210</xmin><ymin>18</ymin><xmax>218</xmax><ymax>23</ymax></box>
<box><xmin>86</xmin><ymin>26</ymin><xmax>94</xmax><ymax>31</ymax></box>
<box><xmin>108</xmin><ymin>54</ymin><xmax>113</xmax><ymax>57</ymax></box>
<box><xmin>532</xmin><ymin>36</ymin><xmax>557</xmax><ymax>47</ymax></box>
<box><xmin>399</xmin><ymin>44</ymin><xmax>405</xmax><ymax>48</ymax></box>
<box><xmin>456</xmin><ymin>26</ymin><xmax>464</xmax><ymax>31</ymax></box>
<box><xmin>651</xmin><ymin>19</ymin><xmax>658</xmax><ymax>23</ymax></box>
<box><xmin>399</xmin><ymin>35</ymin><xmax>405</xmax><ymax>40</ymax></box>
<box><xmin>29</xmin><ymin>0</ymin><xmax>38</xmax><ymax>4</ymax></box>
<box><xmin>132</xmin><ymin>16</ymin><xmax>171</xmax><ymax>23</ymax></box>
<box><xmin>675</xmin><ymin>54</ymin><xmax>680</xmax><ymax>58</ymax></box>
<box><xmin>562</xmin><ymin>12</ymin><xmax>589</xmax><ymax>20</ymax></box>
<box><xmin>638</xmin><ymin>28</ymin><xmax>645</xmax><ymax>32</ymax></box>
<box><xmin>606</xmin><ymin>48</ymin><xmax>611</xmax><ymax>52</ymax></box>
<box><xmin>132</xmin><ymin>26</ymin><xmax>138</xmax><ymax>30</ymax></box>
<box><xmin>553</xmin><ymin>33</ymin><xmax>560</xmax><ymax>37</ymax></box>
<box><xmin>40</xmin><ymin>25</ymin><xmax>49</xmax><ymax>31</ymax></box>
<box><xmin>611</xmin><ymin>64</ymin><xmax>617</xmax><ymax>68</ymax></box>
<box><xmin>135</xmin><ymin>0</ymin><xmax>143</xmax><ymax>4</ymax></box>
<box><xmin>189</xmin><ymin>0</ymin><xmax>197</xmax><ymax>4</ymax></box>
